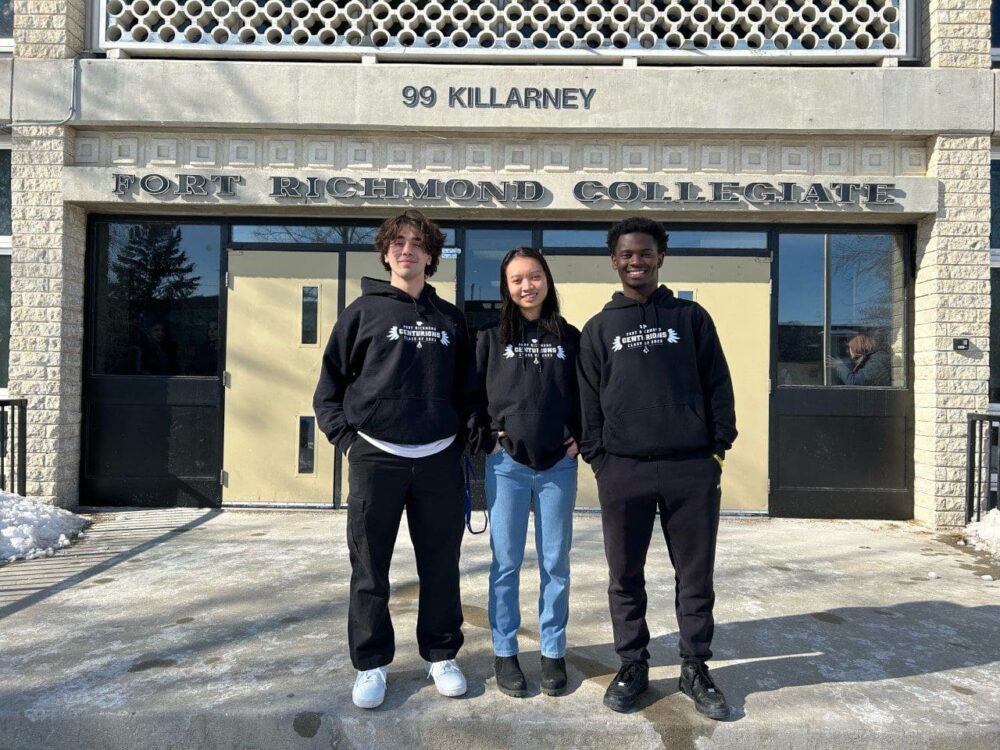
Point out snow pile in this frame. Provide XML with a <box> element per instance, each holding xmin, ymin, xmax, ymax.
<box><xmin>964</xmin><ymin>508</ymin><xmax>1000</xmax><ymax>563</ymax></box>
<box><xmin>1</xmin><ymin>491</ymin><xmax>89</xmax><ymax>563</ymax></box>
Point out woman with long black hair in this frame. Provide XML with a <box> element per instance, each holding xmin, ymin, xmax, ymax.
<box><xmin>470</xmin><ymin>247</ymin><xmax>581</xmax><ymax>698</ymax></box>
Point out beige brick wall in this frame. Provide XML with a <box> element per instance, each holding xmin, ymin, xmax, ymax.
<box><xmin>12</xmin><ymin>0</ymin><xmax>87</xmax><ymax>58</ymax></box>
<box><xmin>8</xmin><ymin>126</ymin><xmax>86</xmax><ymax>508</ymax></box>
<box><xmin>913</xmin><ymin>135</ymin><xmax>992</xmax><ymax>529</ymax></box>
<box><xmin>921</xmin><ymin>0</ymin><xmax>991</xmax><ymax>69</ymax></box>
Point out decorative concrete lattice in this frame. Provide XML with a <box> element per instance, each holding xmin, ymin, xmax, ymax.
<box><xmin>101</xmin><ymin>0</ymin><xmax>905</xmax><ymax>59</ymax></box>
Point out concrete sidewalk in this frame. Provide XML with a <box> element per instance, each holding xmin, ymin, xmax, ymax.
<box><xmin>0</xmin><ymin>509</ymin><xmax>997</xmax><ymax>750</ymax></box>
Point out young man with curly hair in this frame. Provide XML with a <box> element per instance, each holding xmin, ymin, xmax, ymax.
<box><xmin>577</xmin><ymin>216</ymin><xmax>737</xmax><ymax>718</ymax></box>
<box><xmin>314</xmin><ymin>210</ymin><xmax>472</xmax><ymax>709</ymax></box>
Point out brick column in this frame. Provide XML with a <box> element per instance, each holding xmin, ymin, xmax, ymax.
<box><xmin>921</xmin><ymin>0</ymin><xmax>991</xmax><ymax>69</ymax></box>
<box><xmin>8</xmin><ymin>127</ymin><xmax>86</xmax><ymax>507</ymax></box>
<box><xmin>8</xmin><ymin>1</ymin><xmax>88</xmax><ymax>506</ymax></box>
<box><xmin>913</xmin><ymin>135</ymin><xmax>992</xmax><ymax>528</ymax></box>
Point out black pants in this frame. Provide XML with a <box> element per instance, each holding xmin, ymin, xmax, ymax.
<box><xmin>597</xmin><ymin>454</ymin><xmax>722</xmax><ymax>666</ymax></box>
<box><xmin>346</xmin><ymin>438</ymin><xmax>466</xmax><ymax>670</ymax></box>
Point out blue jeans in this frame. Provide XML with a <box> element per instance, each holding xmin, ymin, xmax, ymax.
<box><xmin>485</xmin><ymin>448</ymin><xmax>577</xmax><ymax>659</ymax></box>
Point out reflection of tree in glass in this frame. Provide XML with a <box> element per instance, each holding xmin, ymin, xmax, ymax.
<box><xmin>111</xmin><ymin>224</ymin><xmax>201</xmax><ymax>302</ymax></box>
<box><xmin>102</xmin><ymin>224</ymin><xmax>201</xmax><ymax>374</ymax></box>
<box><xmin>248</xmin><ymin>225</ymin><xmax>376</xmax><ymax>244</ymax></box>
<box><xmin>830</xmin><ymin>235</ymin><xmax>895</xmax><ymax>335</ymax></box>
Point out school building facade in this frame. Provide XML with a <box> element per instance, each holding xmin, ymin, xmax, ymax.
<box><xmin>1</xmin><ymin>0</ymin><xmax>998</xmax><ymax>527</ymax></box>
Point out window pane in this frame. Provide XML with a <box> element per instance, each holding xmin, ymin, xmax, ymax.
<box><xmin>301</xmin><ymin>286</ymin><xmax>318</xmax><ymax>345</ymax></box>
<box><xmin>827</xmin><ymin>234</ymin><xmax>904</xmax><ymax>387</ymax></box>
<box><xmin>0</xmin><ymin>1</ymin><xmax>11</xmax><ymax>37</ymax></box>
<box><xmin>231</xmin><ymin>224</ymin><xmax>456</xmax><ymax>246</ymax></box>
<box><xmin>0</xmin><ymin>151</ymin><xmax>10</xmax><ymax>236</ymax></box>
<box><xmin>667</xmin><ymin>230</ymin><xmax>768</xmax><ymax>250</ymax></box>
<box><xmin>992</xmin><ymin>268</ymin><xmax>1000</xmax><ymax>403</ymax></box>
<box><xmin>677</xmin><ymin>290</ymin><xmax>694</xmax><ymax>301</ymax></box>
<box><xmin>777</xmin><ymin>234</ymin><xmax>825</xmax><ymax>386</ymax></box>
<box><xmin>0</xmin><ymin>255</ymin><xmax>9</xmax><ymax>388</ymax></box>
<box><xmin>93</xmin><ymin>222</ymin><xmax>221</xmax><ymax>376</ymax></box>
<box><xmin>991</xmin><ymin>162</ymin><xmax>1000</xmax><ymax>248</ymax></box>
<box><xmin>232</xmin><ymin>225</ymin><xmax>377</xmax><ymax>244</ymax></box>
<box><xmin>298</xmin><ymin>416</ymin><xmax>315</xmax><ymax>474</ymax></box>
<box><xmin>463</xmin><ymin>228</ymin><xmax>533</xmax><ymax>301</ymax></box>
<box><xmin>542</xmin><ymin>229</ymin><xmax>605</xmax><ymax>248</ymax></box>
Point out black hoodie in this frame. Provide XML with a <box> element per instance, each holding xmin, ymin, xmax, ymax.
<box><xmin>313</xmin><ymin>276</ymin><xmax>472</xmax><ymax>453</ymax></box>
<box><xmin>577</xmin><ymin>285</ymin><xmax>737</xmax><ymax>474</ymax></box>
<box><xmin>469</xmin><ymin>318</ymin><xmax>582</xmax><ymax>471</ymax></box>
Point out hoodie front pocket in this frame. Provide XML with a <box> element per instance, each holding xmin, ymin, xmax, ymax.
<box><xmin>604</xmin><ymin>402</ymin><xmax>709</xmax><ymax>453</ymax></box>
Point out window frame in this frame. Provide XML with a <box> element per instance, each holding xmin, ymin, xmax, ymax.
<box><xmin>774</xmin><ymin>227</ymin><xmax>911</xmax><ymax>391</ymax></box>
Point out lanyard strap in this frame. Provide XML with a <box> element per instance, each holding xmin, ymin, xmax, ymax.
<box><xmin>463</xmin><ymin>454</ymin><xmax>488</xmax><ymax>535</ymax></box>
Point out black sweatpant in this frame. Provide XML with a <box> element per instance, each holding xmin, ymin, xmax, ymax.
<box><xmin>597</xmin><ymin>454</ymin><xmax>721</xmax><ymax>666</ymax></box>
<box><xmin>346</xmin><ymin>438</ymin><xmax>466</xmax><ymax>670</ymax></box>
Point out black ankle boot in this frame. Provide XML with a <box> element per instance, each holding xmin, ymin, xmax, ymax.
<box><xmin>540</xmin><ymin>656</ymin><xmax>567</xmax><ymax>696</ymax></box>
<box><xmin>494</xmin><ymin>655</ymin><xmax>527</xmax><ymax>698</ymax></box>
<box><xmin>679</xmin><ymin>661</ymin><xmax>730</xmax><ymax>720</ymax></box>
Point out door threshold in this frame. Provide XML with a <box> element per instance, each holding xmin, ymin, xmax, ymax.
<box><xmin>222</xmin><ymin>502</ymin><xmax>337</xmax><ymax>510</ymax></box>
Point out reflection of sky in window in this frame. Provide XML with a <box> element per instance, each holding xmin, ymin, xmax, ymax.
<box><xmin>0</xmin><ymin>150</ymin><xmax>10</xmax><ymax>236</ymax></box>
<box><xmin>464</xmin><ymin>229</ymin><xmax>532</xmax><ymax>300</ymax></box>
<box><xmin>667</xmin><ymin>231</ymin><xmax>767</xmax><ymax>250</ymax></box>
<box><xmin>0</xmin><ymin>1</ymin><xmax>12</xmax><ymax>37</ymax></box>
<box><xmin>778</xmin><ymin>234</ymin><xmax>824</xmax><ymax>325</ymax></box>
<box><xmin>231</xmin><ymin>224</ymin><xmax>456</xmax><ymax>246</ymax></box>
<box><xmin>830</xmin><ymin>235</ymin><xmax>894</xmax><ymax>327</ymax></box>
<box><xmin>107</xmin><ymin>223</ymin><xmax>220</xmax><ymax>298</ymax></box>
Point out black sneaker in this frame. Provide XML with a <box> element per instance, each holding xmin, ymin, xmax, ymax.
<box><xmin>603</xmin><ymin>662</ymin><xmax>648</xmax><ymax>712</ymax></box>
<box><xmin>494</xmin><ymin>655</ymin><xmax>527</xmax><ymax>698</ymax></box>
<box><xmin>540</xmin><ymin>656</ymin><xmax>567</xmax><ymax>696</ymax></box>
<box><xmin>678</xmin><ymin>661</ymin><xmax>730</xmax><ymax>720</ymax></box>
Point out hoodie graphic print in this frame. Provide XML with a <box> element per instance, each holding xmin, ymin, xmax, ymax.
<box><xmin>312</xmin><ymin>276</ymin><xmax>472</xmax><ymax>453</ymax></box>
<box><xmin>577</xmin><ymin>285</ymin><xmax>737</xmax><ymax>472</ymax></box>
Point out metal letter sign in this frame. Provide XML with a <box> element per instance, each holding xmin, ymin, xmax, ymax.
<box><xmin>111</xmin><ymin>173</ymin><xmax>901</xmax><ymax>207</ymax></box>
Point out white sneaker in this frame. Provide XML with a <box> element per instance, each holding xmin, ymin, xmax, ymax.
<box><xmin>352</xmin><ymin>666</ymin><xmax>388</xmax><ymax>709</ymax></box>
<box><xmin>426</xmin><ymin>659</ymin><xmax>467</xmax><ymax>698</ymax></box>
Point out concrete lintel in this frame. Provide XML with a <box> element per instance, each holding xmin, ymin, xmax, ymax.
<box><xmin>11</xmin><ymin>58</ymin><xmax>997</xmax><ymax>136</ymax></box>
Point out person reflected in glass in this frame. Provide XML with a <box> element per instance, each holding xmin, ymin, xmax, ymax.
<box><xmin>828</xmin><ymin>333</ymin><xmax>891</xmax><ymax>386</ymax></box>
<box><xmin>469</xmin><ymin>247</ymin><xmax>581</xmax><ymax>699</ymax></box>
<box><xmin>139</xmin><ymin>319</ymin><xmax>178</xmax><ymax>375</ymax></box>
<box><xmin>190</xmin><ymin>320</ymin><xmax>219</xmax><ymax>375</ymax></box>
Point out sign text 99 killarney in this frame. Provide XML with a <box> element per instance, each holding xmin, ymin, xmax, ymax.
<box><xmin>402</xmin><ymin>85</ymin><xmax>597</xmax><ymax>110</ymax></box>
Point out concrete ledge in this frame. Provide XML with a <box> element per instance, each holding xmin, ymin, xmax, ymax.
<box><xmin>11</xmin><ymin>59</ymin><xmax>997</xmax><ymax>135</ymax></box>
<box><xmin>0</xmin><ymin>510</ymin><xmax>998</xmax><ymax>749</ymax></box>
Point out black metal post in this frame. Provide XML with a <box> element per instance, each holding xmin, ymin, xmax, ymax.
<box><xmin>16</xmin><ymin>399</ymin><xmax>26</xmax><ymax>497</ymax></box>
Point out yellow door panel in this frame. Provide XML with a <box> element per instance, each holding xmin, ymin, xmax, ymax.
<box><xmin>547</xmin><ymin>254</ymin><xmax>770</xmax><ymax>511</ymax></box>
<box><xmin>223</xmin><ymin>251</ymin><xmax>338</xmax><ymax>502</ymax></box>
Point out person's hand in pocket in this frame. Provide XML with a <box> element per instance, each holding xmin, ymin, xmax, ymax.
<box><xmin>491</xmin><ymin>431</ymin><xmax>506</xmax><ymax>454</ymax></box>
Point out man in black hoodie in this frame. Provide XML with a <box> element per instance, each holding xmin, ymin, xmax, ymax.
<box><xmin>577</xmin><ymin>217</ymin><xmax>737</xmax><ymax>718</ymax></box>
<box><xmin>313</xmin><ymin>210</ymin><xmax>471</xmax><ymax>709</ymax></box>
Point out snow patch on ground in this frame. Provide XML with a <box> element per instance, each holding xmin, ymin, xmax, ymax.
<box><xmin>0</xmin><ymin>492</ymin><xmax>89</xmax><ymax>562</ymax></box>
<box><xmin>964</xmin><ymin>508</ymin><xmax>1000</xmax><ymax>563</ymax></box>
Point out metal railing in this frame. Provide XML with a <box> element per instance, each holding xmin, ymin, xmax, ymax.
<box><xmin>965</xmin><ymin>413</ymin><xmax>999</xmax><ymax>525</ymax></box>
<box><xmin>98</xmin><ymin>0</ymin><xmax>908</xmax><ymax>63</ymax></box>
<box><xmin>0</xmin><ymin>399</ymin><xmax>26</xmax><ymax>497</ymax></box>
